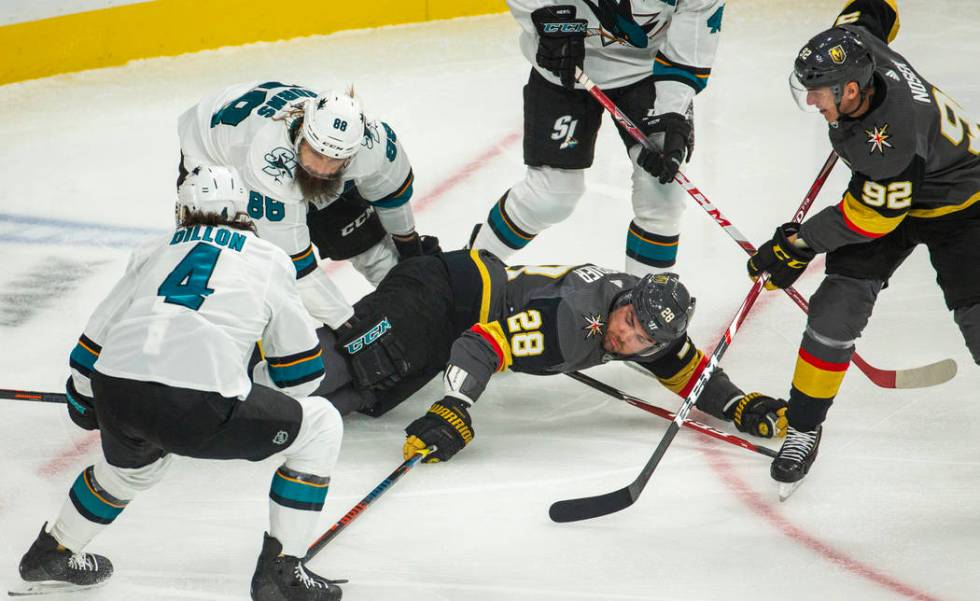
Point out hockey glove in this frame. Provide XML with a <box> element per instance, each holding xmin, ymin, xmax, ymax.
<box><xmin>724</xmin><ymin>393</ymin><xmax>788</xmax><ymax>439</ymax></box>
<box><xmin>637</xmin><ymin>112</ymin><xmax>693</xmax><ymax>184</ymax></box>
<box><xmin>404</xmin><ymin>397</ymin><xmax>474</xmax><ymax>462</ymax></box>
<box><xmin>65</xmin><ymin>377</ymin><xmax>99</xmax><ymax>431</ymax></box>
<box><xmin>336</xmin><ymin>314</ymin><xmax>411</xmax><ymax>390</ymax></box>
<box><xmin>393</xmin><ymin>232</ymin><xmax>442</xmax><ymax>261</ymax></box>
<box><xmin>531</xmin><ymin>5</ymin><xmax>588</xmax><ymax>89</ymax></box>
<box><xmin>747</xmin><ymin>223</ymin><xmax>816</xmax><ymax>290</ymax></box>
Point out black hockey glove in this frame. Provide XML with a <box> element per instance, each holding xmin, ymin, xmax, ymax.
<box><xmin>723</xmin><ymin>393</ymin><xmax>788</xmax><ymax>439</ymax></box>
<box><xmin>393</xmin><ymin>232</ymin><xmax>442</xmax><ymax>261</ymax></box>
<box><xmin>404</xmin><ymin>397</ymin><xmax>474</xmax><ymax>462</ymax></box>
<box><xmin>65</xmin><ymin>377</ymin><xmax>99</xmax><ymax>431</ymax></box>
<box><xmin>336</xmin><ymin>314</ymin><xmax>411</xmax><ymax>390</ymax></box>
<box><xmin>531</xmin><ymin>5</ymin><xmax>587</xmax><ymax>89</ymax></box>
<box><xmin>637</xmin><ymin>112</ymin><xmax>694</xmax><ymax>184</ymax></box>
<box><xmin>747</xmin><ymin>223</ymin><xmax>816</xmax><ymax>290</ymax></box>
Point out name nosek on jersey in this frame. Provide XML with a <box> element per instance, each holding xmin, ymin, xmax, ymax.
<box><xmin>170</xmin><ymin>226</ymin><xmax>248</xmax><ymax>252</ymax></box>
<box><xmin>891</xmin><ymin>60</ymin><xmax>931</xmax><ymax>104</ymax></box>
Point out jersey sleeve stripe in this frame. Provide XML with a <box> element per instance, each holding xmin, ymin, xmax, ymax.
<box><xmin>290</xmin><ymin>245</ymin><xmax>318</xmax><ymax>279</ymax></box>
<box><xmin>908</xmin><ymin>190</ymin><xmax>980</xmax><ymax>219</ymax></box>
<box><xmin>652</xmin><ymin>53</ymin><xmax>711</xmax><ymax>93</ymax></box>
<box><xmin>838</xmin><ymin>192</ymin><xmax>908</xmax><ymax>237</ymax></box>
<box><xmin>68</xmin><ymin>335</ymin><xmax>101</xmax><ymax>375</ymax></box>
<box><xmin>468</xmin><ymin>249</ymin><xmax>493</xmax><ymax>323</ymax></box>
<box><xmin>267</xmin><ymin>347</ymin><xmax>324</xmax><ymax>388</ymax></box>
<box><xmin>372</xmin><ymin>170</ymin><xmax>415</xmax><ymax>209</ymax></box>
<box><xmin>654</xmin><ymin>347</ymin><xmax>706</xmax><ymax>398</ymax></box>
<box><xmin>470</xmin><ymin>323</ymin><xmax>513</xmax><ymax>372</ymax></box>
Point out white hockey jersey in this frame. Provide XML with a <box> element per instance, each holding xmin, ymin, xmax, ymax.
<box><xmin>68</xmin><ymin>225</ymin><xmax>325</xmax><ymax>400</ymax></box>
<box><xmin>178</xmin><ymin>81</ymin><xmax>416</xmax><ymax>328</ymax></box>
<box><xmin>508</xmin><ymin>0</ymin><xmax>725</xmax><ymax>114</ymax></box>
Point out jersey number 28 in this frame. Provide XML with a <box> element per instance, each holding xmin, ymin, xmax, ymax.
<box><xmin>507</xmin><ymin>310</ymin><xmax>544</xmax><ymax>357</ymax></box>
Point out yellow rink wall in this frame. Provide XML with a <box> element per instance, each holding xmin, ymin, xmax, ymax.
<box><xmin>0</xmin><ymin>0</ymin><xmax>507</xmax><ymax>85</ymax></box>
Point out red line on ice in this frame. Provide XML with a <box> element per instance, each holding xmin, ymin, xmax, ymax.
<box><xmin>40</xmin><ymin>431</ymin><xmax>100</xmax><ymax>478</ymax></box>
<box><xmin>322</xmin><ymin>129</ymin><xmax>522</xmax><ymax>275</ymax></box>
<box><xmin>700</xmin><ymin>260</ymin><xmax>942</xmax><ymax>601</ymax></box>
<box><xmin>700</xmin><ymin>442</ymin><xmax>942</xmax><ymax>601</ymax></box>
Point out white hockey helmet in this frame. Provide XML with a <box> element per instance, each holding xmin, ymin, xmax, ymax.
<box><xmin>296</xmin><ymin>91</ymin><xmax>365</xmax><ymax>160</ymax></box>
<box><xmin>176</xmin><ymin>165</ymin><xmax>249</xmax><ymax>223</ymax></box>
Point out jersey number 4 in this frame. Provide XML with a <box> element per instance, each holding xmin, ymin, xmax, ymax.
<box><xmin>158</xmin><ymin>243</ymin><xmax>221</xmax><ymax>310</ymax></box>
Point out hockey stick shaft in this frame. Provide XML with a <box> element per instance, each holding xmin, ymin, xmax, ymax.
<box><xmin>305</xmin><ymin>447</ymin><xmax>433</xmax><ymax>562</ymax></box>
<box><xmin>550</xmin><ymin>275</ymin><xmax>773</xmax><ymax>522</ymax></box>
<box><xmin>565</xmin><ymin>371</ymin><xmax>776</xmax><ymax>458</ymax></box>
<box><xmin>0</xmin><ymin>389</ymin><xmax>67</xmax><ymax>403</ymax></box>
<box><xmin>574</xmin><ymin>67</ymin><xmax>954</xmax><ymax>390</ymax></box>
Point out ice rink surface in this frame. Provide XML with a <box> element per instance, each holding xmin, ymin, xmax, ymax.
<box><xmin>1</xmin><ymin>1</ymin><xmax>978</xmax><ymax>599</ymax></box>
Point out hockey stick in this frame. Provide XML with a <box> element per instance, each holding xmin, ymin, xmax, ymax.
<box><xmin>0</xmin><ymin>389</ymin><xmax>67</xmax><ymax>403</ymax></box>
<box><xmin>550</xmin><ymin>275</ymin><xmax>774</xmax><ymax>522</ymax></box>
<box><xmin>566</xmin><ymin>371</ymin><xmax>777</xmax><ymax>458</ymax></box>
<box><xmin>573</xmin><ymin>67</ymin><xmax>957</xmax><ymax>390</ymax></box>
<box><xmin>305</xmin><ymin>446</ymin><xmax>434</xmax><ymax>562</ymax></box>
<box><xmin>548</xmin><ymin>150</ymin><xmax>822</xmax><ymax>522</ymax></box>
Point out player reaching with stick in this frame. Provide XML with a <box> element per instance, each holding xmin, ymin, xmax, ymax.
<box><xmin>747</xmin><ymin>0</ymin><xmax>980</xmax><ymax>499</ymax></box>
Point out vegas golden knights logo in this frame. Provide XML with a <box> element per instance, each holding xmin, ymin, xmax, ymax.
<box><xmin>829</xmin><ymin>45</ymin><xmax>847</xmax><ymax>64</ymax></box>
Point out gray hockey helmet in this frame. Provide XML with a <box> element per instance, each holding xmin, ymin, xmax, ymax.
<box><xmin>612</xmin><ymin>272</ymin><xmax>696</xmax><ymax>357</ymax></box>
<box><xmin>790</xmin><ymin>27</ymin><xmax>876</xmax><ymax>110</ymax></box>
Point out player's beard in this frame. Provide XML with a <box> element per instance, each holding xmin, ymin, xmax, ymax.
<box><xmin>296</xmin><ymin>165</ymin><xmax>345</xmax><ymax>203</ymax></box>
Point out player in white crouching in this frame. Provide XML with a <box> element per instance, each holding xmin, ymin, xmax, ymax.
<box><xmin>179</xmin><ymin>82</ymin><xmax>437</xmax><ymax>330</ymax></box>
<box><xmin>14</xmin><ymin>167</ymin><xmax>345</xmax><ymax>601</ymax></box>
<box><xmin>470</xmin><ymin>0</ymin><xmax>725</xmax><ymax>276</ymax></box>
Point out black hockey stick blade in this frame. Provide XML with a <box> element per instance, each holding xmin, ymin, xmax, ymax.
<box><xmin>549</xmin><ymin>421</ymin><xmax>683</xmax><ymax>522</ymax></box>
<box><xmin>549</xmin><ymin>486</ymin><xmax>636</xmax><ymax>523</ymax></box>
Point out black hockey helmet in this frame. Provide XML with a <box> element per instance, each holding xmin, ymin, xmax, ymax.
<box><xmin>611</xmin><ymin>272</ymin><xmax>696</xmax><ymax>358</ymax></box>
<box><xmin>790</xmin><ymin>27</ymin><xmax>875</xmax><ymax>110</ymax></box>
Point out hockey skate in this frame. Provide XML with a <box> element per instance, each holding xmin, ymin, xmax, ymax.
<box><xmin>10</xmin><ymin>524</ymin><xmax>113</xmax><ymax>596</ymax></box>
<box><xmin>771</xmin><ymin>425</ymin><xmax>822</xmax><ymax>502</ymax></box>
<box><xmin>251</xmin><ymin>533</ymin><xmax>343</xmax><ymax>601</ymax></box>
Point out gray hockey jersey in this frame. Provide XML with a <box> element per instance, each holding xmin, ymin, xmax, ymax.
<box><xmin>798</xmin><ymin>0</ymin><xmax>980</xmax><ymax>253</ymax></box>
<box><xmin>444</xmin><ymin>257</ymin><xmax>636</xmax><ymax>405</ymax></box>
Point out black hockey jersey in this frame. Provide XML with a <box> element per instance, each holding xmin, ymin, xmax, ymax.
<box><xmin>443</xmin><ymin>251</ymin><xmax>634</xmax><ymax>405</ymax></box>
<box><xmin>798</xmin><ymin>0</ymin><xmax>980</xmax><ymax>253</ymax></box>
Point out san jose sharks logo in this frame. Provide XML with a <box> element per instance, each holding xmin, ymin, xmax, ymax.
<box><xmin>581</xmin><ymin>0</ymin><xmax>666</xmax><ymax>48</ymax></box>
<box><xmin>263</xmin><ymin>147</ymin><xmax>297</xmax><ymax>183</ymax></box>
<box><xmin>582</xmin><ymin>313</ymin><xmax>606</xmax><ymax>339</ymax></box>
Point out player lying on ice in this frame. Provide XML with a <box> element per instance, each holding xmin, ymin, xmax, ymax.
<box><xmin>15</xmin><ymin>167</ymin><xmax>345</xmax><ymax>600</ymax></box>
<box><xmin>288</xmin><ymin>248</ymin><xmax>789</xmax><ymax>463</ymax></box>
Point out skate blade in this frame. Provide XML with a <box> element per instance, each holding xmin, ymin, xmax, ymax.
<box><xmin>8</xmin><ymin>580</ymin><xmax>106</xmax><ymax>597</ymax></box>
<box><xmin>777</xmin><ymin>480</ymin><xmax>804</xmax><ymax>502</ymax></box>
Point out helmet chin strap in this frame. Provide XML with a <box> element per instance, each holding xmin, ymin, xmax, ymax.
<box><xmin>833</xmin><ymin>81</ymin><xmax>874</xmax><ymax>119</ymax></box>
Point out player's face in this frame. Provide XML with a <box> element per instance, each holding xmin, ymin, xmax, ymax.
<box><xmin>805</xmin><ymin>86</ymin><xmax>840</xmax><ymax>122</ymax></box>
<box><xmin>297</xmin><ymin>140</ymin><xmax>349</xmax><ymax>179</ymax></box>
<box><xmin>603</xmin><ymin>304</ymin><xmax>657</xmax><ymax>356</ymax></box>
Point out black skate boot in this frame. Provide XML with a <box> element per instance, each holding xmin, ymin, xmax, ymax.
<box><xmin>771</xmin><ymin>425</ymin><xmax>822</xmax><ymax>501</ymax></box>
<box><xmin>250</xmin><ymin>533</ymin><xmax>343</xmax><ymax>601</ymax></box>
<box><xmin>12</xmin><ymin>524</ymin><xmax>113</xmax><ymax>596</ymax></box>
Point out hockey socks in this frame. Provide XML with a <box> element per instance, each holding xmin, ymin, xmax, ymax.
<box><xmin>269</xmin><ymin>466</ymin><xmax>330</xmax><ymax>558</ymax></box>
